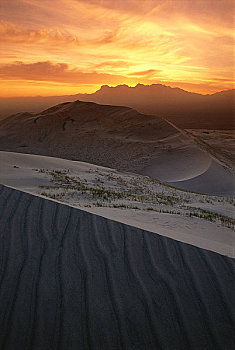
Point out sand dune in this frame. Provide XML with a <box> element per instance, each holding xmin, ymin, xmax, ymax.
<box><xmin>0</xmin><ymin>184</ymin><xmax>234</xmax><ymax>349</ymax></box>
<box><xmin>0</xmin><ymin>151</ymin><xmax>234</xmax><ymax>258</ymax></box>
<box><xmin>142</xmin><ymin>152</ymin><xmax>235</xmax><ymax>196</ymax></box>
<box><xmin>0</xmin><ymin>99</ymin><xmax>233</xmax><ymax>195</ymax></box>
<box><xmin>141</xmin><ymin>145</ymin><xmax>212</xmax><ymax>182</ymax></box>
<box><xmin>186</xmin><ymin>129</ymin><xmax>235</xmax><ymax>170</ymax></box>
<box><xmin>0</xmin><ymin>100</ymin><xmax>181</xmax><ymax>172</ymax></box>
<box><xmin>168</xmin><ymin>160</ymin><xmax>235</xmax><ymax>196</ymax></box>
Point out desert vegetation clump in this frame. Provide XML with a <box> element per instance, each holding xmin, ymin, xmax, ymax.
<box><xmin>34</xmin><ymin>168</ymin><xmax>234</xmax><ymax>230</ymax></box>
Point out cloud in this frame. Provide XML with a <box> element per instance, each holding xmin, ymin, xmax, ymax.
<box><xmin>0</xmin><ymin>20</ymin><xmax>123</xmax><ymax>52</ymax></box>
<box><xmin>95</xmin><ymin>29</ymin><xmax>120</xmax><ymax>45</ymax></box>
<box><xmin>94</xmin><ymin>61</ymin><xmax>132</xmax><ymax>69</ymax></box>
<box><xmin>128</xmin><ymin>69</ymin><xmax>161</xmax><ymax>77</ymax></box>
<box><xmin>0</xmin><ymin>61</ymin><xmax>139</xmax><ymax>85</ymax></box>
<box><xmin>0</xmin><ymin>21</ymin><xmax>80</xmax><ymax>45</ymax></box>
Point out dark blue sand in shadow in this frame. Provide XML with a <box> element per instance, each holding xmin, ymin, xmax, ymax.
<box><xmin>0</xmin><ymin>184</ymin><xmax>234</xmax><ymax>349</ymax></box>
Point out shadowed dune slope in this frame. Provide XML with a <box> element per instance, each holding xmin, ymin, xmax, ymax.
<box><xmin>0</xmin><ymin>184</ymin><xmax>234</xmax><ymax>350</ymax></box>
<box><xmin>1</xmin><ymin>99</ymin><xmax>230</xmax><ymax>197</ymax></box>
<box><xmin>0</xmin><ymin>100</ymin><xmax>209</xmax><ymax>177</ymax></box>
<box><xmin>142</xmin><ymin>155</ymin><xmax>235</xmax><ymax>196</ymax></box>
<box><xmin>167</xmin><ymin>160</ymin><xmax>235</xmax><ymax>196</ymax></box>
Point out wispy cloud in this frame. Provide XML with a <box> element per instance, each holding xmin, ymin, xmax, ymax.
<box><xmin>128</xmin><ymin>69</ymin><xmax>162</xmax><ymax>78</ymax></box>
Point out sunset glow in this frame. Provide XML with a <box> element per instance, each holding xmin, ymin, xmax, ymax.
<box><xmin>0</xmin><ymin>0</ymin><xmax>234</xmax><ymax>96</ymax></box>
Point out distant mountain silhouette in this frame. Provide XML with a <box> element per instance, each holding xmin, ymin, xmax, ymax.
<box><xmin>0</xmin><ymin>84</ymin><xmax>234</xmax><ymax>129</ymax></box>
<box><xmin>77</xmin><ymin>84</ymin><xmax>235</xmax><ymax>129</ymax></box>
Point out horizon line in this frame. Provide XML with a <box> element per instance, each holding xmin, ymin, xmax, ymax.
<box><xmin>0</xmin><ymin>83</ymin><xmax>234</xmax><ymax>99</ymax></box>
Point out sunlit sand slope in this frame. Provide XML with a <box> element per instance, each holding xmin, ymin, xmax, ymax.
<box><xmin>0</xmin><ymin>185</ymin><xmax>234</xmax><ymax>349</ymax></box>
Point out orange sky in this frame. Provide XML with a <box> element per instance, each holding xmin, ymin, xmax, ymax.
<box><xmin>0</xmin><ymin>0</ymin><xmax>234</xmax><ymax>96</ymax></box>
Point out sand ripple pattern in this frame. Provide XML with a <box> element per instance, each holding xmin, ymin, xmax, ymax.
<box><xmin>0</xmin><ymin>184</ymin><xmax>234</xmax><ymax>350</ymax></box>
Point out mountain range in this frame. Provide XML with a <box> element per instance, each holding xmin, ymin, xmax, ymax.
<box><xmin>1</xmin><ymin>84</ymin><xmax>234</xmax><ymax>129</ymax></box>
